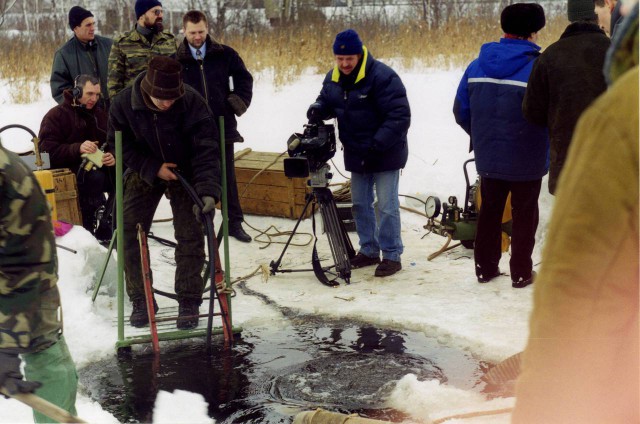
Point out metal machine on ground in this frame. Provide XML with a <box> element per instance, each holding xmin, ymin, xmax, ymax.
<box><xmin>424</xmin><ymin>159</ymin><xmax>512</xmax><ymax>260</ymax></box>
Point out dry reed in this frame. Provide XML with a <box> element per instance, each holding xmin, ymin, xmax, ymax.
<box><xmin>0</xmin><ymin>15</ymin><xmax>567</xmax><ymax>104</ymax></box>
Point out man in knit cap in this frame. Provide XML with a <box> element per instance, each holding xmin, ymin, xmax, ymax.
<box><xmin>50</xmin><ymin>6</ymin><xmax>112</xmax><ymax>107</ymax></box>
<box><xmin>523</xmin><ymin>0</ymin><xmax>610</xmax><ymax>194</ymax></box>
<box><xmin>107</xmin><ymin>0</ymin><xmax>176</xmax><ymax>97</ymax></box>
<box><xmin>307</xmin><ymin>29</ymin><xmax>411</xmax><ymax>277</ymax></box>
<box><xmin>453</xmin><ymin>3</ymin><xmax>549</xmax><ymax>288</ymax></box>
<box><xmin>108</xmin><ymin>56</ymin><xmax>221</xmax><ymax>330</ymax></box>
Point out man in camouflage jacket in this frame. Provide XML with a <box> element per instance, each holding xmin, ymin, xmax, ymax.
<box><xmin>107</xmin><ymin>0</ymin><xmax>176</xmax><ymax>97</ymax></box>
<box><xmin>0</xmin><ymin>142</ymin><xmax>77</xmax><ymax>422</ymax></box>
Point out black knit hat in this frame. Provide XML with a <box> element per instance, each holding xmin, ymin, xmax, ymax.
<box><xmin>141</xmin><ymin>56</ymin><xmax>185</xmax><ymax>100</ymax></box>
<box><xmin>333</xmin><ymin>29</ymin><xmax>363</xmax><ymax>55</ymax></box>
<box><xmin>501</xmin><ymin>3</ymin><xmax>546</xmax><ymax>37</ymax></box>
<box><xmin>135</xmin><ymin>0</ymin><xmax>162</xmax><ymax>19</ymax></box>
<box><xmin>68</xmin><ymin>6</ymin><xmax>93</xmax><ymax>30</ymax></box>
<box><xmin>567</xmin><ymin>0</ymin><xmax>597</xmax><ymax>22</ymax></box>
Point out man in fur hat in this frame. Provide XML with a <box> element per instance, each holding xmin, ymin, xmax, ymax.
<box><xmin>107</xmin><ymin>56</ymin><xmax>221</xmax><ymax>330</ymax></box>
<box><xmin>453</xmin><ymin>3</ymin><xmax>549</xmax><ymax>289</ymax></box>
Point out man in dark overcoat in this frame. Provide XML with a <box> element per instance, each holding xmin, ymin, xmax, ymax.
<box><xmin>50</xmin><ymin>6</ymin><xmax>112</xmax><ymax>107</ymax></box>
<box><xmin>176</xmin><ymin>9</ymin><xmax>254</xmax><ymax>242</ymax></box>
<box><xmin>523</xmin><ymin>0</ymin><xmax>610</xmax><ymax>194</ymax></box>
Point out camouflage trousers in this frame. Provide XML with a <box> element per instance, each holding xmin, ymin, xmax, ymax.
<box><xmin>122</xmin><ymin>171</ymin><xmax>205</xmax><ymax>302</ymax></box>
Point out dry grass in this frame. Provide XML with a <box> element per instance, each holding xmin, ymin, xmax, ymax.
<box><xmin>225</xmin><ymin>15</ymin><xmax>567</xmax><ymax>76</ymax></box>
<box><xmin>0</xmin><ymin>37</ymin><xmax>58</xmax><ymax>103</ymax></box>
<box><xmin>0</xmin><ymin>15</ymin><xmax>567</xmax><ymax>103</ymax></box>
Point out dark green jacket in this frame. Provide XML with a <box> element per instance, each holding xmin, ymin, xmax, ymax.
<box><xmin>50</xmin><ymin>34</ymin><xmax>113</xmax><ymax>104</ymax></box>
<box><xmin>107</xmin><ymin>73</ymin><xmax>221</xmax><ymax>200</ymax></box>
<box><xmin>0</xmin><ymin>143</ymin><xmax>61</xmax><ymax>353</ymax></box>
<box><xmin>107</xmin><ymin>27</ymin><xmax>177</xmax><ymax>98</ymax></box>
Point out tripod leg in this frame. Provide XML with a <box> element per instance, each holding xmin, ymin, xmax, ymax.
<box><xmin>316</xmin><ymin>188</ymin><xmax>353</xmax><ymax>284</ymax></box>
<box><xmin>269</xmin><ymin>194</ymin><xmax>315</xmax><ymax>274</ymax></box>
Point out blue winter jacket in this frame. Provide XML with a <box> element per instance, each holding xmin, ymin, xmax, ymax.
<box><xmin>314</xmin><ymin>47</ymin><xmax>410</xmax><ymax>173</ymax></box>
<box><xmin>453</xmin><ymin>38</ymin><xmax>549</xmax><ymax>181</ymax></box>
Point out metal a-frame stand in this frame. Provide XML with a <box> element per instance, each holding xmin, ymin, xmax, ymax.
<box><xmin>94</xmin><ymin>121</ymin><xmax>242</xmax><ymax>354</ymax></box>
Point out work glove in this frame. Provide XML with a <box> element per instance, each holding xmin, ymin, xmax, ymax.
<box><xmin>227</xmin><ymin>94</ymin><xmax>248</xmax><ymax>117</ymax></box>
<box><xmin>306</xmin><ymin>102</ymin><xmax>325</xmax><ymax>123</ymax></box>
<box><xmin>193</xmin><ymin>196</ymin><xmax>217</xmax><ymax>220</ymax></box>
<box><xmin>0</xmin><ymin>352</ymin><xmax>41</xmax><ymax>398</ymax></box>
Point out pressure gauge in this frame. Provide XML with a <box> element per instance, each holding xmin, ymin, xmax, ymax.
<box><xmin>426</xmin><ymin>196</ymin><xmax>441</xmax><ymax>219</ymax></box>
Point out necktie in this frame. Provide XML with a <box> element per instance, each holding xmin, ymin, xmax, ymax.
<box><xmin>196</xmin><ymin>49</ymin><xmax>202</xmax><ymax>61</ymax></box>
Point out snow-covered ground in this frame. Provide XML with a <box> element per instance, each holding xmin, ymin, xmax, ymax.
<box><xmin>0</xmin><ymin>66</ymin><xmax>554</xmax><ymax>423</ymax></box>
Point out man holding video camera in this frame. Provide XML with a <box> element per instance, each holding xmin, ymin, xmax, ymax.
<box><xmin>307</xmin><ymin>29</ymin><xmax>411</xmax><ymax>277</ymax></box>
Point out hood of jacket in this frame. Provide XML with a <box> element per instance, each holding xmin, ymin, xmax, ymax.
<box><xmin>478</xmin><ymin>38</ymin><xmax>540</xmax><ymax>79</ymax></box>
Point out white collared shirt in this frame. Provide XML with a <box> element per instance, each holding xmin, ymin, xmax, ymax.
<box><xmin>189</xmin><ymin>42</ymin><xmax>206</xmax><ymax>61</ymax></box>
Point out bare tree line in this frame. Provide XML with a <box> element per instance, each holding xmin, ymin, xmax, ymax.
<box><xmin>0</xmin><ymin>0</ymin><xmax>562</xmax><ymax>40</ymax></box>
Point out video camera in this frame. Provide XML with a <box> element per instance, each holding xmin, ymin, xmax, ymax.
<box><xmin>284</xmin><ymin>123</ymin><xmax>336</xmax><ymax>184</ymax></box>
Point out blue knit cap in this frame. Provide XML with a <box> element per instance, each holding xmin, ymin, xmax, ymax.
<box><xmin>333</xmin><ymin>29</ymin><xmax>363</xmax><ymax>55</ymax></box>
<box><xmin>135</xmin><ymin>0</ymin><xmax>162</xmax><ymax>19</ymax></box>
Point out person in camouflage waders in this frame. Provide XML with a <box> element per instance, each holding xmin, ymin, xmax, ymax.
<box><xmin>108</xmin><ymin>56</ymin><xmax>221</xmax><ymax>330</ymax></box>
<box><xmin>107</xmin><ymin>0</ymin><xmax>177</xmax><ymax>98</ymax></box>
<box><xmin>0</xmin><ymin>141</ymin><xmax>78</xmax><ymax>422</ymax></box>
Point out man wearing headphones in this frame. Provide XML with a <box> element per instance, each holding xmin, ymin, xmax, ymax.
<box><xmin>50</xmin><ymin>6</ymin><xmax>112</xmax><ymax>108</ymax></box>
<box><xmin>39</xmin><ymin>75</ymin><xmax>116</xmax><ymax>240</ymax></box>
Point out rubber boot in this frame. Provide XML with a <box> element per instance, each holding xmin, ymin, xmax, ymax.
<box><xmin>22</xmin><ymin>336</ymin><xmax>78</xmax><ymax>423</ymax></box>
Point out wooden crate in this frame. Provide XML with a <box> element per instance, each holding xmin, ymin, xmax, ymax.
<box><xmin>234</xmin><ymin>150</ymin><xmax>311</xmax><ymax>219</ymax></box>
<box><xmin>52</xmin><ymin>168</ymin><xmax>82</xmax><ymax>225</ymax></box>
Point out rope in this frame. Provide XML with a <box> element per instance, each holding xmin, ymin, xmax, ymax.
<box><xmin>238</xmin><ymin>150</ymin><xmax>287</xmax><ymax>200</ymax></box>
<box><xmin>431</xmin><ymin>407</ymin><xmax>513</xmax><ymax>424</ymax></box>
<box><xmin>244</xmin><ymin>221</ymin><xmax>314</xmax><ymax>249</ymax></box>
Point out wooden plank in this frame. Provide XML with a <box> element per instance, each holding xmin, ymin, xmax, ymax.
<box><xmin>238</xmin><ymin>184</ymin><xmax>307</xmax><ymax>204</ymax></box>
<box><xmin>234</xmin><ymin>147</ymin><xmax>252</xmax><ymax>161</ymax></box>
<box><xmin>54</xmin><ymin>191</ymin><xmax>78</xmax><ymax>201</ymax></box>
<box><xmin>51</xmin><ymin>168</ymin><xmax>82</xmax><ymax>225</ymax></box>
<box><xmin>235</xmin><ymin>169</ymin><xmax>307</xmax><ymax>188</ymax></box>
<box><xmin>233</xmin><ymin>151</ymin><xmax>311</xmax><ymax>219</ymax></box>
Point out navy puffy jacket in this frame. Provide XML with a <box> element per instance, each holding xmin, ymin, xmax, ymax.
<box><xmin>314</xmin><ymin>48</ymin><xmax>410</xmax><ymax>173</ymax></box>
<box><xmin>453</xmin><ymin>38</ymin><xmax>549</xmax><ymax>181</ymax></box>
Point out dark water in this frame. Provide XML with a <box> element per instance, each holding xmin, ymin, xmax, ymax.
<box><xmin>80</xmin><ymin>288</ymin><xmax>490</xmax><ymax>423</ymax></box>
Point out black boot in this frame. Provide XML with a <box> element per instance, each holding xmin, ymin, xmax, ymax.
<box><xmin>130</xmin><ymin>297</ymin><xmax>159</xmax><ymax>328</ymax></box>
<box><xmin>94</xmin><ymin>206</ymin><xmax>113</xmax><ymax>244</ymax></box>
<box><xmin>80</xmin><ymin>194</ymin><xmax>106</xmax><ymax>235</ymax></box>
<box><xmin>229</xmin><ymin>223</ymin><xmax>251</xmax><ymax>243</ymax></box>
<box><xmin>177</xmin><ymin>299</ymin><xmax>201</xmax><ymax>330</ymax></box>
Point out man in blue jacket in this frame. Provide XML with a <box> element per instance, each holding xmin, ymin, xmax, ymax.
<box><xmin>308</xmin><ymin>29</ymin><xmax>411</xmax><ymax>277</ymax></box>
<box><xmin>453</xmin><ymin>3</ymin><xmax>549</xmax><ymax>288</ymax></box>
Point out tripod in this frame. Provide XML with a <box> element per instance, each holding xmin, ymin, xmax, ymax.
<box><xmin>270</xmin><ymin>165</ymin><xmax>355</xmax><ymax>286</ymax></box>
